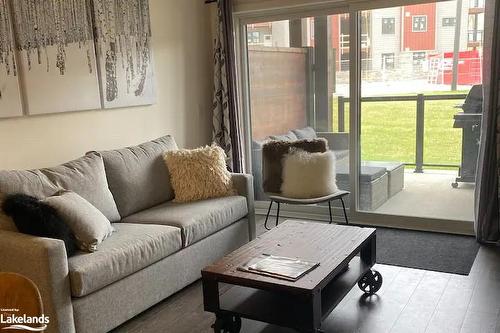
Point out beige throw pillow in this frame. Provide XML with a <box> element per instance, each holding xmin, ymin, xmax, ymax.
<box><xmin>163</xmin><ymin>145</ymin><xmax>234</xmax><ymax>203</ymax></box>
<box><xmin>281</xmin><ymin>149</ymin><xmax>338</xmax><ymax>199</ymax></box>
<box><xmin>0</xmin><ymin>192</ymin><xmax>17</xmax><ymax>232</ymax></box>
<box><xmin>43</xmin><ymin>191</ymin><xmax>115</xmax><ymax>252</ymax></box>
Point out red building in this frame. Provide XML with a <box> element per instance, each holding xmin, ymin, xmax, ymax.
<box><xmin>402</xmin><ymin>3</ymin><xmax>436</xmax><ymax>51</ymax></box>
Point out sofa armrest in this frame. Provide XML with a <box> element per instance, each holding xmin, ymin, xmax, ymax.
<box><xmin>231</xmin><ymin>173</ymin><xmax>256</xmax><ymax>240</ymax></box>
<box><xmin>0</xmin><ymin>231</ymin><xmax>75</xmax><ymax>333</ymax></box>
<box><xmin>317</xmin><ymin>132</ymin><xmax>349</xmax><ymax>151</ymax></box>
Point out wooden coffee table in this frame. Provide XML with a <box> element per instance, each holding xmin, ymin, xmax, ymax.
<box><xmin>201</xmin><ymin>220</ymin><xmax>381</xmax><ymax>333</ymax></box>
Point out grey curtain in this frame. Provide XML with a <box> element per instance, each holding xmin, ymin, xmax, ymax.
<box><xmin>474</xmin><ymin>0</ymin><xmax>500</xmax><ymax>243</ymax></box>
<box><xmin>212</xmin><ymin>0</ymin><xmax>244</xmax><ymax>173</ymax></box>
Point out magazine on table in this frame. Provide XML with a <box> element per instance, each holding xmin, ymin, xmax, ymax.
<box><xmin>238</xmin><ymin>254</ymin><xmax>320</xmax><ymax>281</ymax></box>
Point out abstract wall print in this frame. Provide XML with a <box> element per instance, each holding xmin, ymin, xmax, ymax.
<box><xmin>10</xmin><ymin>0</ymin><xmax>101</xmax><ymax>115</ymax></box>
<box><xmin>0</xmin><ymin>0</ymin><xmax>23</xmax><ymax>118</ymax></box>
<box><xmin>93</xmin><ymin>0</ymin><xmax>156</xmax><ymax>109</ymax></box>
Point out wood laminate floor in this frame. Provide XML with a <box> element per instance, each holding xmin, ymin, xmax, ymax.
<box><xmin>113</xmin><ymin>217</ymin><xmax>500</xmax><ymax>333</ymax></box>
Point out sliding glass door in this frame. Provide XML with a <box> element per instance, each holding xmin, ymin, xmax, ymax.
<box><xmin>237</xmin><ymin>0</ymin><xmax>485</xmax><ymax>232</ymax></box>
<box><xmin>357</xmin><ymin>2</ymin><xmax>483</xmax><ymax>224</ymax></box>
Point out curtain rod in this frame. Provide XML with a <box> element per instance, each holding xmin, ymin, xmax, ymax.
<box><xmin>205</xmin><ymin>0</ymin><xmax>216</xmax><ymax>3</ymax></box>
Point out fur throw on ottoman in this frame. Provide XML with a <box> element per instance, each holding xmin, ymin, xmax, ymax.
<box><xmin>281</xmin><ymin>149</ymin><xmax>338</xmax><ymax>198</ymax></box>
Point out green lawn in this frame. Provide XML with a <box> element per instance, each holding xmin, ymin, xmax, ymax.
<box><xmin>332</xmin><ymin>91</ymin><xmax>467</xmax><ymax>167</ymax></box>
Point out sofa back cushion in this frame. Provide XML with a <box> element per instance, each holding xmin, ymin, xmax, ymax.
<box><xmin>292</xmin><ymin>127</ymin><xmax>317</xmax><ymax>140</ymax></box>
<box><xmin>0</xmin><ymin>169</ymin><xmax>58</xmax><ymax>198</ymax></box>
<box><xmin>268</xmin><ymin>131</ymin><xmax>298</xmax><ymax>142</ymax></box>
<box><xmin>41</xmin><ymin>154</ymin><xmax>121</xmax><ymax>222</ymax></box>
<box><xmin>0</xmin><ymin>170</ymin><xmax>58</xmax><ymax>231</ymax></box>
<box><xmin>97</xmin><ymin>135</ymin><xmax>178</xmax><ymax>217</ymax></box>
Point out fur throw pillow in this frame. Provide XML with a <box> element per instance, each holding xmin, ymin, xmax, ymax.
<box><xmin>281</xmin><ymin>149</ymin><xmax>338</xmax><ymax>198</ymax></box>
<box><xmin>0</xmin><ymin>192</ymin><xmax>17</xmax><ymax>232</ymax></box>
<box><xmin>2</xmin><ymin>194</ymin><xmax>78</xmax><ymax>256</ymax></box>
<box><xmin>262</xmin><ymin>138</ymin><xmax>328</xmax><ymax>193</ymax></box>
<box><xmin>163</xmin><ymin>145</ymin><xmax>234</xmax><ymax>203</ymax></box>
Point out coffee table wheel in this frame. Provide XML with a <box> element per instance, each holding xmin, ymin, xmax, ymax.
<box><xmin>212</xmin><ymin>314</ymin><xmax>241</xmax><ymax>333</ymax></box>
<box><xmin>358</xmin><ymin>269</ymin><xmax>383</xmax><ymax>294</ymax></box>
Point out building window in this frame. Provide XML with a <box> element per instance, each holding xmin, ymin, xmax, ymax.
<box><xmin>382</xmin><ymin>17</ymin><xmax>396</xmax><ymax>34</ymax></box>
<box><xmin>469</xmin><ymin>0</ymin><xmax>485</xmax><ymax>8</ymax></box>
<box><xmin>413</xmin><ymin>51</ymin><xmax>426</xmax><ymax>70</ymax></box>
<box><xmin>442</xmin><ymin>17</ymin><xmax>456</xmax><ymax>27</ymax></box>
<box><xmin>247</xmin><ymin>31</ymin><xmax>261</xmax><ymax>44</ymax></box>
<box><xmin>412</xmin><ymin>16</ymin><xmax>427</xmax><ymax>32</ymax></box>
<box><xmin>381</xmin><ymin>53</ymin><xmax>395</xmax><ymax>70</ymax></box>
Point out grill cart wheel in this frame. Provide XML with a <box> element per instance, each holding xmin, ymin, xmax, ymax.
<box><xmin>358</xmin><ymin>269</ymin><xmax>383</xmax><ymax>294</ymax></box>
<box><xmin>212</xmin><ymin>314</ymin><xmax>242</xmax><ymax>333</ymax></box>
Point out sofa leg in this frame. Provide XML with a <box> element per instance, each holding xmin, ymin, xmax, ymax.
<box><xmin>264</xmin><ymin>200</ymin><xmax>274</xmax><ymax>230</ymax></box>
<box><xmin>328</xmin><ymin>201</ymin><xmax>333</xmax><ymax>224</ymax></box>
<box><xmin>275</xmin><ymin>202</ymin><xmax>280</xmax><ymax>227</ymax></box>
<box><xmin>340</xmin><ymin>197</ymin><xmax>349</xmax><ymax>224</ymax></box>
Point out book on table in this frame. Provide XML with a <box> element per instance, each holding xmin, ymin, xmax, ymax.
<box><xmin>238</xmin><ymin>254</ymin><xmax>320</xmax><ymax>282</ymax></box>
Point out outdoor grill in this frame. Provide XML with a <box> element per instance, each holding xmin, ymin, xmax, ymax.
<box><xmin>452</xmin><ymin>84</ymin><xmax>483</xmax><ymax>188</ymax></box>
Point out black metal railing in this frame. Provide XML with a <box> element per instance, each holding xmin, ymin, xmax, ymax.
<box><xmin>336</xmin><ymin>93</ymin><xmax>468</xmax><ymax>172</ymax></box>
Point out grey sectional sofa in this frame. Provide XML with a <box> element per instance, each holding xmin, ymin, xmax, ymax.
<box><xmin>0</xmin><ymin>135</ymin><xmax>255</xmax><ymax>333</ymax></box>
<box><xmin>252</xmin><ymin>127</ymin><xmax>404</xmax><ymax>210</ymax></box>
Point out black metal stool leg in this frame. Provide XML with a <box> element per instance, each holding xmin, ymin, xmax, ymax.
<box><xmin>340</xmin><ymin>197</ymin><xmax>348</xmax><ymax>224</ymax></box>
<box><xmin>264</xmin><ymin>200</ymin><xmax>274</xmax><ymax>230</ymax></box>
<box><xmin>275</xmin><ymin>202</ymin><xmax>280</xmax><ymax>227</ymax></box>
<box><xmin>328</xmin><ymin>201</ymin><xmax>333</xmax><ymax>224</ymax></box>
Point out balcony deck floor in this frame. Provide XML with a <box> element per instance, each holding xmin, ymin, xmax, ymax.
<box><xmin>373</xmin><ymin>169</ymin><xmax>475</xmax><ymax>222</ymax></box>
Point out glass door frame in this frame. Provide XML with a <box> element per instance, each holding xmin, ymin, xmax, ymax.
<box><xmin>233</xmin><ymin>1</ymin><xmax>475</xmax><ymax>235</ymax></box>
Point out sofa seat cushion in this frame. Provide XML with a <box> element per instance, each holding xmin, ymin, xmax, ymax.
<box><xmin>68</xmin><ymin>223</ymin><xmax>182</xmax><ymax>297</ymax></box>
<box><xmin>122</xmin><ymin>196</ymin><xmax>248</xmax><ymax>247</ymax></box>
<box><xmin>336</xmin><ymin>159</ymin><xmax>387</xmax><ymax>182</ymax></box>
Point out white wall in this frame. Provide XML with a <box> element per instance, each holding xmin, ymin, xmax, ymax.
<box><xmin>271</xmin><ymin>21</ymin><xmax>290</xmax><ymax>47</ymax></box>
<box><xmin>0</xmin><ymin>0</ymin><xmax>213</xmax><ymax>170</ymax></box>
<box><xmin>436</xmin><ymin>0</ymin><xmax>469</xmax><ymax>53</ymax></box>
<box><xmin>371</xmin><ymin>7</ymin><xmax>402</xmax><ymax>70</ymax></box>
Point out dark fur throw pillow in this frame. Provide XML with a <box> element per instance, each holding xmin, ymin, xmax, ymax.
<box><xmin>2</xmin><ymin>194</ymin><xmax>78</xmax><ymax>256</ymax></box>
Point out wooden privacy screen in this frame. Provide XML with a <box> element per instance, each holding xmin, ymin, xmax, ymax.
<box><xmin>248</xmin><ymin>46</ymin><xmax>310</xmax><ymax>140</ymax></box>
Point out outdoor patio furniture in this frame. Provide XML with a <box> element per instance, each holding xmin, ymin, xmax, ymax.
<box><xmin>264</xmin><ymin>191</ymin><xmax>350</xmax><ymax>230</ymax></box>
<box><xmin>336</xmin><ymin>162</ymin><xmax>389</xmax><ymax>211</ymax></box>
<box><xmin>251</xmin><ymin>129</ymin><xmax>349</xmax><ymax>201</ymax></box>
<box><xmin>251</xmin><ymin>127</ymin><xmax>405</xmax><ymax>212</ymax></box>
<box><xmin>363</xmin><ymin>161</ymin><xmax>405</xmax><ymax>198</ymax></box>
<box><xmin>260</xmin><ymin>138</ymin><xmax>350</xmax><ymax>230</ymax></box>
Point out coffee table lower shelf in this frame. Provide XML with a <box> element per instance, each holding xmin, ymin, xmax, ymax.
<box><xmin>216</xmin><ymin>257</ymin><xmax>370</xmax><ymax>332</ymax></box>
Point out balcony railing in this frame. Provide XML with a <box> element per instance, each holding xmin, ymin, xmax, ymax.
<box><xmin>336</xmin><ymin>93</ymin><xmax>468</xmax><ymax>172</ymax></box>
